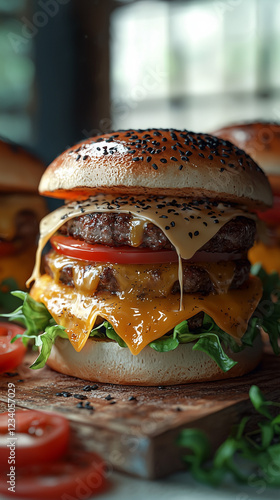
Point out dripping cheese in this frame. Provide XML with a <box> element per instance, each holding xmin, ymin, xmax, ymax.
<box><xmin>30</xmin><ymin>273</ymin><xmax>262</xmax><ymax>355</ymax></box>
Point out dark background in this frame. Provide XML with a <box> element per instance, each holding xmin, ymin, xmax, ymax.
<box><xmin>0</xmin><ymin>0</ymin><xmax>280</xmax><ymax>166</ymax></box>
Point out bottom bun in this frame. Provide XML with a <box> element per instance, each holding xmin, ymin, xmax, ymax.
<box><xmin>47</xmin><ymin>336</ymin><xmax>263</xmax><ymax>386</ymax></box>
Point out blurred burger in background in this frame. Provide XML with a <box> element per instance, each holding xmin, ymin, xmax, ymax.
<box><xmin>0</xmin><ymin>137</ymin><xmax>47</xmax><ymax>312</ymax></box>
<box><xmin>213</xmin><ymin>122</ymin><xmax>280</xmax><ymax>274</ymax></box>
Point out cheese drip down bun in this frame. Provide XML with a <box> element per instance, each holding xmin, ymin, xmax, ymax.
<box><xmin>28</xmin><ymin>129</ymin><xmax>273</xmax><ymax>385</ymax></box>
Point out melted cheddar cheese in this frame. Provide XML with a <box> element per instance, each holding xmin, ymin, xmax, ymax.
<box><xmin>30</xmin><ymin>273</ymin><xmax>262</xmax><ymax>355</ymax></box>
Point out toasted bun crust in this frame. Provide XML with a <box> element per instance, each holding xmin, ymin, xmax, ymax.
<box><xmin>39</xmin><ymin>129</ymin><xmax>272</xmax><ymax>209</ymax></box>
<box><xmin>0</xmin><ymin>137</ymin><xmax>45</xmax><ymax>193</ymax></box>
<box><xmin>46</xmin><ymin>336</ymin><xmax>263</xmax><ymax>386</ymax></box>
<box><xmin>213</xmin><ymin>122</ymin><xmax>280</xmax><ymax>176</ymax></box>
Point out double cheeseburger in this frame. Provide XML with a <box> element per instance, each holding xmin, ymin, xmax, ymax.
<box><xmin>213</xmin><ymin>122</ymin><xmax>280</xmax><ymax>274</ymax></box>
<box><xmin>0</xmin><ymin>138</ymin><xmax>46</xmax><ymax>312</ymax></box>
<box><xmin>21</xmin><ymin>129</ymin><xmax>274</xmax><ymax>385</ymax></box>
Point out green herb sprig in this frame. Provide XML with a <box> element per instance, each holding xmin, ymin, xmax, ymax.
<box><xmin>178</xmin><ymin>386</ymin><xmax>280</xmax><ymax>487</ymax></box>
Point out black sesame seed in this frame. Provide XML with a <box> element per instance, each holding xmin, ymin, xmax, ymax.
<box><xmin>76</xmin><ymin>402</ymin><xmax>84</xmax><ymax>408</ymax></box>
<box><xmin>170</xmin><ymin>221</ymin><xmax>175</xmax><ymax>227</ymax></box>
<box><xmin>82</xmin><ymin>384</ymin><xmax>98</xmax><ymax>391</ymax></box>
<box><xmin>83</xmin><ymin>155</ymin><xmax>89</xmax><ymax>160</ymax></box>
<box><xmin>185</xmin><ymin>151</ymin><xmax>193</xmax><ymax>156</ymax></box>
<box><xmin>128</xmin><ymin>396</ymin><xmax>137</xmax><ymax>401</ymax></box>
<box><xmin>105</xmin><ymin>394</ymin><xmax>113</xmax><ymax>401</ymax></box>
<box><xmin>146</xmin><ymin>156</ymin><xmax>152</xmax><ymax>162</ymax></box>
<box><xmin>220</xmin><ymin>168</ymin><xmax>225</xmax><ymax>172</ymax></box>
<box><xmin>152</xmin><ymin>163</ymin><xmax>158</xmax><ymax>170</ymax></box>
<box><xmin>208</xmin><ymin>155</ymin><xmax>213</xmax><ymax>160</ymax></box>
<box><xmin>165</xmin><ymin>225</ymin><xmax>170</xmax><ymax>230</ymax></box>
<box><xmin>214</xmin><ymin>219</ymin><xmax>219</xmax><ymax>224</ymax></box>
<box><xmin>74</xmin><ymin>394</ymin><xmax>88</xmax><ymax>400</ymax></box>
<box><xmin>170</xmin><ymin>156</ymin><xmax>178</xmax><ymax>162</ymax></box>
<box><xmin>160</xmin><ymin>158</ymin><xmax>167</xmax><ymax>163</ymax></box>
<box><xmin>171</xmin><ymin>145</ymin><xmax>177</xmax><ymax>150</ymax></box>
<box><xmin>162</xmin><ymin>137</ymin><xmax>167</xmax><ymax>142</ymax></box>
<box><xmin>203</xmin><ymin>222</ymin><xmax>208</xmax><ymax>226</ymax></box>
<box><xmin>198</xmin><ymin>153</ymin><xmax>205</xmax><ymax>158</ymax></box>
<box><xmin>159</xmin><ymin>215</ymin><xmax>168</xmax><ymax>218</ymax></box>
<box><xmin>189</xmin><ymin>232</ymin><xmax>193</xmax><ymax>239</ymax></box>
<box><xmin>56</xmin><ymin>392</ymin><xmax>72</xmax><ymax>397</ymax></box>
<box><xmin>76</xmin><ymin>155</ymin><xmax>81</xmax><ymax>161</ymax></box>
<box><xmin>179</xmin><ymin>165</ymin><xmax>183</xmax><ymax>170</ymax></box>
<box><xmin>220</xmin><ymin>159</ymin><xmax>226</xmax><ymax>164</ymax></box>
<box><xmin>181</xmin><ymin>156</ymin><xmax>189</xmax><ymax>162</ymax></box>
<box><xmin>132</xmin><ymin>157</ymin><xmax>140</xmax><ymax>161</ymax></box>
<box><xmin>194</xmin><ymin>231</ymin><xmax>199</xmax><ymax>236</ymax></box>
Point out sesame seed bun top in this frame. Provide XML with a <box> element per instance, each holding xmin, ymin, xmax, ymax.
<box><xmin>213</xmin><ymin>122</ymin><xmax>280</xmax><ymax>176</ymax></box>
<box><xmin>0</xmin><ymin>137</ymin><xmax>45</xmax><ymax>194</ymax></box>
<box><xmin>39</xmin><ymin>129</ymin><xmax>273</xmax><ymax>210</ymax></box>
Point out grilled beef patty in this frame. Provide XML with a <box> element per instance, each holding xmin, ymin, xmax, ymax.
<box><xmin>59</xmin><ymin>214</ymin><xmax>256</xmax><ymax>253</ymax></box>
<box><xmin>45</xmin><ymin>252</ymin><xmax>250</xmax><ymax>296</ymax></box>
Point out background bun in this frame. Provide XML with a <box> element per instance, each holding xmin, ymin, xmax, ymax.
<box><xmin>47</xmin><ymin>336</ymin><xmax>263</xmax><ymax>386</ymax></box>
<box><xmin>213</xmin><ymin>122</ymin><xmax>280</xmax><ymax>176</ymax></box>
<box><xmin>39</xmin><ymin>129</ymin><xmax>272</xmax><ymax>209</ymax></box>
<box><xmin>0</xmin><ymin>137</ymin><xmax>45</xmax><ymax>193</ymax></box>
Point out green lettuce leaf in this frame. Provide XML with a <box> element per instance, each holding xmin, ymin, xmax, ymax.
<box><xmin>90</xmin><ymin>321</ymin><xmax>127</xmax><ymax>348</ymax></box>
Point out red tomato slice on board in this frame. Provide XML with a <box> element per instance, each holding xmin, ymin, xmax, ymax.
<box><xmin>0</xmin><ymin>450</ymin><xmax>107</xmax><ymax>500</ymax></box>
<box><xmin>0</xmin><ymin>410</ymin><xmax>70</xmax><ymax>467</ymax></box>
<box><xmin>51</xmin><ymin>235</ymin><xmax>179</xmax><ymax>264</ymax></box>
<box><xmin>0</xmin><ymin>323</ymin><xmax>26</xmax><ymax>373</ymax></box>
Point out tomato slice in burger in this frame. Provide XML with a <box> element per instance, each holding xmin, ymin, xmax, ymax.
<box><xmin>51</xmin><ymin>235</ymin><xmax>179</xmax><ymax>264</ymax></box>
<box><xmin>0</xmin><ymin>322</ymin><xmax>26</xmax><ymax>373</ymax></box>
<box><xmin>0</xmin><ymin>449</ymin><xmax>107</xmax><ymax>500</ymax></box>
<box><xmin>0</xmin><ymin>410</ymin><xmax>70</xmax><ymax>467</ymax></box>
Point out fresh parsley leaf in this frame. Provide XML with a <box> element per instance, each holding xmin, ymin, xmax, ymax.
<box><xmin>178</xmin><ymin>386</ymin><xmax>280</xmax><ymax>488</ymax></box>
<box><xmin>249</xmin><ymin>385</ymin><xmax>273</xmax><ymax>419</ymax></box>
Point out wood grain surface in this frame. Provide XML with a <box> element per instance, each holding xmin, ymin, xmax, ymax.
<box><xmin>0</xmin><ymin>349</ymin><xmax>279</xmax><ymax>478</ymax></box>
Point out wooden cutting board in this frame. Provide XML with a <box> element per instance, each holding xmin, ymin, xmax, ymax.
<box><xmin>0</xmin><ymin>348</ymin><xmax>279</xmax><ymax>479</ymax></box>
